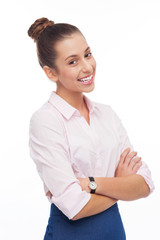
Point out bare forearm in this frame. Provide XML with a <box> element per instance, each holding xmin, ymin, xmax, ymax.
<box><xmin>72</xmin><ymin>194</ymin><xmax>117</xmax><ymax>221</ymax></box>
<box><xmin>95</xmin><ymin>174</ymin><xmax>150</xmax><ymax>201</ymax></box>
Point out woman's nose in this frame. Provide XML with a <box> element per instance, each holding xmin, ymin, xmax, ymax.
<box><xmin>81</xmin><ymin>59</ymin><xmax>92</xmax><ymax>73</ymax></box>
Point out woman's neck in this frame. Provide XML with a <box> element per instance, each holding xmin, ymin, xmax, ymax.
<box><xmin>55</xmin><ymin>89</ymin><xmax>86</xmax><ymax>113</ymax></box>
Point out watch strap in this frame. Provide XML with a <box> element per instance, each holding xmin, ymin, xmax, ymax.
<box><xmin>89</xmin><ymin>176</ymin><xmax>95</xmax><ymax>182</ymax></box>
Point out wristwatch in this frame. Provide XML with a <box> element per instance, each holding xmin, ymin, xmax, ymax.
<box><xmin>88</xmin><ymin>177</ymin><xmax>97</xmax><ymax>193</ymax></box>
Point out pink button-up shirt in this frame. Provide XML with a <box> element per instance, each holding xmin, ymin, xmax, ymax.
<box><xmin>29</xmin><ymin>91</ymin><xmax>154</xmax><ymax>220</ymax></box>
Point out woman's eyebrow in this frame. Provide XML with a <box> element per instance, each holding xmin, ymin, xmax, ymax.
<box><xmin>65</xmin><ymin>47</ymin><xmax>90</xmax><ymax>61</ymax></box>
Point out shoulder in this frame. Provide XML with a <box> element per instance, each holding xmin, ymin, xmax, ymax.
<box><xmin>29</xmin><ymin>101</ymin><xmax>64</xmax><ymax>133</ymax></box>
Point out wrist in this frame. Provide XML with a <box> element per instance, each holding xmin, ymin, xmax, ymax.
<box><xmin>94</xmin><ymin>177</ymin><xmax>100</xmax><ymax>194</ymax></box>
<box><xmin>94</xmin><ymin>177</ymin><xmax>110</xmax><ymax>195</ymax></box>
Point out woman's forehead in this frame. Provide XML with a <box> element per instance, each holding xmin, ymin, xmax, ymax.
<box><xmin>55</xmin><ymin>33</ymin><xmax>89</xmax><ymax>59</ymax></box>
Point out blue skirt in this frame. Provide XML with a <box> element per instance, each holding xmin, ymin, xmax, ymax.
<box><xmin>44</xmin><ymin>203</ymin><xmax>126</xmax><ymax>240</ymax></box>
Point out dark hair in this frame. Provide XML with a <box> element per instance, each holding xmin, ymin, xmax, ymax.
<box><xmin>27</xmin><ymin>17</ymin><xmax>82</xmax><ymax>70</ymax></box>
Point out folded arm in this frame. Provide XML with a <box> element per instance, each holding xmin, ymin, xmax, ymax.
<box><xmin>77</xmin><ymin>148</ymin><xmax>150</xmax><ymax>201</ymax></box>
<box><xmin>94</xmin><ymin>175</ymin><xmax>149</xmax><ymax>200</ymax></box>
<box><xmin>98</xmin><ymin>148</ymin><xmax>150</xmax><ymax>200</ymax></box>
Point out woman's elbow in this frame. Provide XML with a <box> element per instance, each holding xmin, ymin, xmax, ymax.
<box><xmin>142</xmin><ymin>184</ymin><xmax>150</xmax><ymax>198</ymax></box>
<box><xmin>71</xmin><ymin>213</ymin><xmax>81</xmax><ymax>221</ymax></box>
<box><xmin>71</xmin><ymin>216</ymin><xmax>78</xmax><ymax>221</ymax></box>
<box><xmin>139</xmin><ymin>179</ymin><xmax>150</xmax><ymax>198</ymax></box>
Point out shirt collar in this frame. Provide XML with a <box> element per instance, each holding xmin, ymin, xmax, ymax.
<box><xmin>48</xmin><ymin>91</ymin><xmax>98</xmax><ymax>120</ymax></box>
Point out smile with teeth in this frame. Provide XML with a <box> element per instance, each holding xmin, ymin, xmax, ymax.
<box><xmin>78</xmin><ymin>74</ymin><xmax>93</xmax><ymax>82</ymax></box>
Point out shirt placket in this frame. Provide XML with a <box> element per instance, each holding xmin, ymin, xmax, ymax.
<box><xmin>79</xmin><ymin>115</ymin><xmax>103</xmax><ymax>176</ymax></box>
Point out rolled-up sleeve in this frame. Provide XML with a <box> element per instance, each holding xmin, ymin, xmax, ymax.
<box><xmin>29</xmin><ymin>109</ymin><xmax>91</xmax><ymax>220</ymax></box>
<box><xmin>112</xmin><ymin>107</ymin><xmax>155</xmax><ymax>194</ymax></box>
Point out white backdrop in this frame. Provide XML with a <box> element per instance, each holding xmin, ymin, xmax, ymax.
<box><xmin>0</xmin><ymin>0</ymin><xmax>159</xmax><ymax>239</ymax></box>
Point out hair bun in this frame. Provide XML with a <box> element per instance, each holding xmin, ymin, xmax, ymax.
<box><xmin>28</xmin><ymin>17</ymin><xmax>54</xmax><ymax>42</ymax></box>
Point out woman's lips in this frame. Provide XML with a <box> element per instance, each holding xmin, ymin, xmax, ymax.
<box><xmin>78</xmin><ymin>75</ymin><xmax>94</xmax><ymax>85</ymax></box>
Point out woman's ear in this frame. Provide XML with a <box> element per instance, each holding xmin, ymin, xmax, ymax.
<box><xmin>43</xmin><ymin>66</ymin><xmax>58</xmax><ymax>82</ymax></box>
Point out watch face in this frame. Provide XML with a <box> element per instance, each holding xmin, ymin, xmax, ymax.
<box><xmin>89</xmin><ymin>182</ymin><xmax>97</xmax><ymax>190</ymax></box>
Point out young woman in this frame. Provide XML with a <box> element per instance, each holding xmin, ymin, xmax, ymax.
<box><xmin>28</xmin><ymin>17</ymin><xmax>154</xmax><ymax>239</ymax></box>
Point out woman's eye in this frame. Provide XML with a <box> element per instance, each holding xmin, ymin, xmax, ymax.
<box><xmin>69</xmin><ymin>60</ymin><xmax>76</xmax><ymax>65</ymax></box>
<box><xmin>85</xmin><ymin>52</ymin><xmax>92</xmax><ymax>57</ymax></box>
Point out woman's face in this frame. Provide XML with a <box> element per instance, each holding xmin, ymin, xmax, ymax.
<box><xmin>53</xmin><ymin>32</ymin><xmax>96</xmax><ymax>96</ymax></box>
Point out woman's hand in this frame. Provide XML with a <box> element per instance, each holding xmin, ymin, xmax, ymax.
<box><xmin>115</xmin><ymin>148</ymin><xmax>142</xmax><ymax>177</ymax></box>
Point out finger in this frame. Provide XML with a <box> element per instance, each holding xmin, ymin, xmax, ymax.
<box><xmin>125</xmin><ymin>151</ymin><xmax>137</xmax><ymax>165</ymax></box>
<box><xmin>132</xmin><ymin>161</ymin><xmax>142</xmax><ymax>172</ymax></box>
<box><xmin>46</xmin><ymin>191</ymin><xmax>50</xmax><ymax>196</ymax></box>
<box><xmin>129</xmin><ymin>157</ymin><xmax>141</xmax><ymax>169</ymax></box>
<box><xmin>119</xmin><ymin>148</ymin><xmax>131</xmax><ymax>164</ymax></box>
<box><xmin>46</xmin><ymin>191</ymin><xmax>52</xmax><ymax>199</ymax></box>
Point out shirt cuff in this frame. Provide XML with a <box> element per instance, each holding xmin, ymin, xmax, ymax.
<box><xmin>48</xmin><ymin>181</ymin><xmax>91</xmax><ymax>220</ymax></box>
<box><xmin>136</xmin><ymin>161</ymin><xmax>155</xmax><ymax>194</ymax></box>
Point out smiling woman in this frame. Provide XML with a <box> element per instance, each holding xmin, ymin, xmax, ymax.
<box><xmin>28</xmin><ymin>18</ymin><xmax>96</xmax><ymax>113</ymax></box>
<box><xmin>44</xmin><ymin>32</ymin><xmax>96</xmax><ymax>99</ymax></box>
<box><xmin>28</xmin><ymin>17</ymin><xmax>154</xmax><ymax>240</ymax></box>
